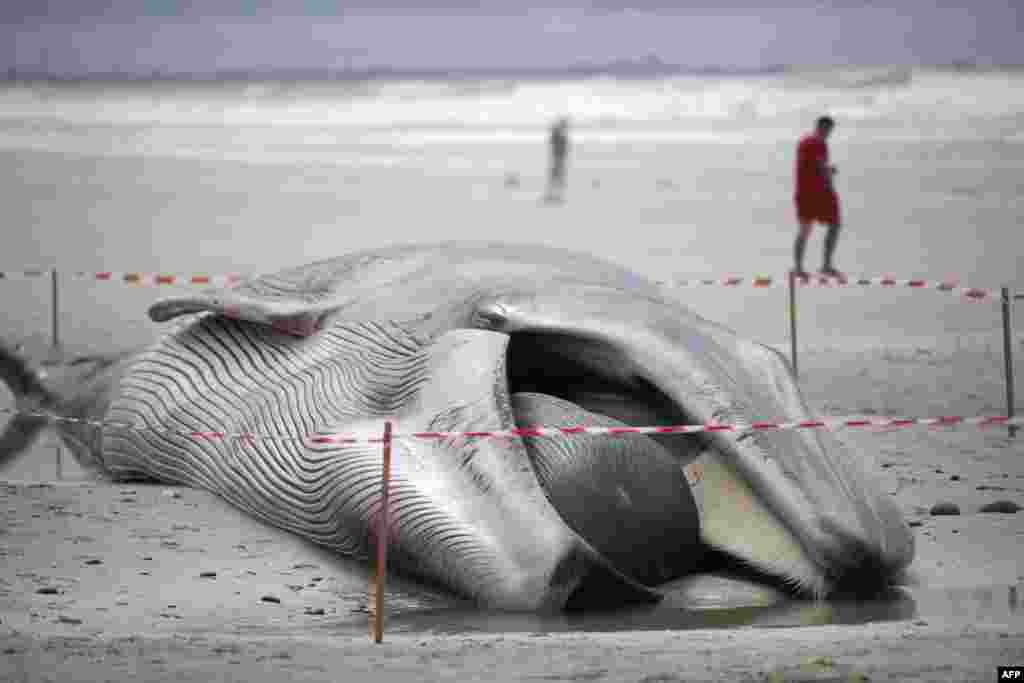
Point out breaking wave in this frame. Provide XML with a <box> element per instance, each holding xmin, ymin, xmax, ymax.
<box><xmin>0</xmin><ymin>67</ymin><xmax>1019</xmax><ymax>160</ymax></box>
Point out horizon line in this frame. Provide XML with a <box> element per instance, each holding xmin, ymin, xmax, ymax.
<box><xmin>4</xmin><ymin>60</ymin><xmax>1019</xmax><ymax>83</ymax></box>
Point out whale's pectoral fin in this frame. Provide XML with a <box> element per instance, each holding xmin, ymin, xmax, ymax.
<box><xmin>149</xmin><ymin>252</ymin><xmax>447</xmax><ymax>336</ymax></box>
<box><xmin>148</xmin><ymin>289</ymin><xmax>338</xmax><ymax>337</ymax></box>
<box><xmin>146</xmin><ymin>255</ymin><xmax>424</xmax><ymax>336</ymax></box>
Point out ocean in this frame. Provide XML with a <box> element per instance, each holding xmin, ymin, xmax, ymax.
<box><xmin>0</xmin><ymin>66</ymin><xmax>1022</xmax><ymax>359</ymax></box>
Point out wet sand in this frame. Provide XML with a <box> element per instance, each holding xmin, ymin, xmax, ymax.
<box><xmin>3</xmin><ymin>343</ymin><xmax>1023</xmax><ymax>682</ymax></box>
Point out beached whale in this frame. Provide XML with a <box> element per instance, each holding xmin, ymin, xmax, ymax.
<box><xmin>0</xmin><ymin>242</ymin><xmax>913</xmax><ymax>610</ymax></box>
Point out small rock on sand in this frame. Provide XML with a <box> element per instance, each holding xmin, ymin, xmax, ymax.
<box><xmin>929</xmin><ymin>502</ymin><xmax>960</xmax><ymax>515</ymax></box>
<box><xmin>199</xmin><ymin>571</ymin><xmax>217</xmax><ymax>578</ymax></box>
<box><xmin>35</xmin><ymin>587</ymin><xmax>60</xmax><ymax>595</ymax></box>
<box><xmin>260</xmin><ymin>595</ymin><xmax>281</xmax><ymax>604</ymax></box>
<box><xmin>978</xmin><ymin>500</ymin><xmax>1021</xmax><ymax>513</ymax></box>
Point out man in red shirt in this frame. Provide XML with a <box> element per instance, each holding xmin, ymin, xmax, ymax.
<box><xmin>793</xmin><ymin>116</ymin><xmax>842</xmax><ymax>278</ymax></box>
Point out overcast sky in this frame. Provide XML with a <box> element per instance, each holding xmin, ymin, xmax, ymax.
<box><xmin>3</xmin><ymin>1</ymin><xmax>1022</xmax><ymax>75</ymax></box>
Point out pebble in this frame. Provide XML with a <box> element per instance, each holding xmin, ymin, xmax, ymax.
<box><xmin>929</xmin><ymin>502</ymin><xmax>960</xmax><ymax>515</ymax></box>
<box><xmin>950</xmin><ymin>475</ymin><xmax>961</xmax><ymax>481</ymax></box>
<box><xmin>908</xmin><ymin>520</ymin><xmax>923</xmax><ymax>527</ymax></box>
<box><xmin>260</xmin><ymin>595</ymin><xmax>281</xmax><ymax>604</ymax></box>
<box><xmin>56</xmin><ymin>616</ymin><xmax>82</xmax><ymax>625</ymax></box>
<box><xmin>304</xmin><ymin>607</ymin><xmax>325</xmax><ymax>616</ymax></box>
<box><xmin>979</xmin><ymin>500</ymin><xmax>1021</xmax><ymax>514</ymax></box>
<box><xmin>35</xmin><ymin>587</ymin><xmax>60</xmax><ymax>595</ymax></box>
<box><xmin>199</xmin><ymin>571</ymin><xmax>217</xmax><ymax>579</ymax></box>
<box><xmin>83</xmin><ymin>558</ymin><xmax>102</xmax><ymax>565</ymax></box>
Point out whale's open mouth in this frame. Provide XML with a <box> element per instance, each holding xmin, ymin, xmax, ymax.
<box><xmin>500</xmin><ymin>329</ymin><xmax>902</xmax><ymax>607</ymax></box>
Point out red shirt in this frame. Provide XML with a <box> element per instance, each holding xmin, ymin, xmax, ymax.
<box><xmin>795</xmin><ymin>133</ymin><xmax>830</xmax><ymax>197</ymax></box>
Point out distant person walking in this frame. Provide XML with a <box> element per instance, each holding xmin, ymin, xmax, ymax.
<box><xmin>545</xmin><ymin>117</ymin><xmax>570</xmax><ymax>203</ymax></box>
<box><xmin>793</xmin><ymin>116</ymin><xmax>842</xmax><ymax>278</ymax></box>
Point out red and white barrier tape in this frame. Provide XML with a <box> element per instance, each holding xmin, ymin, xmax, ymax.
<box><xmin>1</xmin><ymin>407</ymin><xmax>1018</xmax><ymax>445</ymax></box>
<box><xmin>78</xmin><ymin>272</ymin><xmax>245</xmax><ymax>287</ymax></box>
<box><xmin>0</xmin><ymin>271</ymin><xmax>244</xmax><ymax>287</ymax></box>
<box><xmin>659</xmin><ymin>275</ymin><xmax>1000</xmax><ymax>301</ymax></box>
<box><xmin>0</xmin><ymin>270</ymin><xmax>1009</xmax><ymax>300</ymax></box>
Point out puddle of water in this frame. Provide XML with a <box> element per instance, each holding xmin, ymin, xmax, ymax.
<box><xmin>364</xmin><ymin>584</ymin><xmax>1024</xmax><ymax>636</ymax></box>
<box><xmin>382</xmin><ymin>589</ymin><xmax>914</xmax><ymax>635</ymax></box>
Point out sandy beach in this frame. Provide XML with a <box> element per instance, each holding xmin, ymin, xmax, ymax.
<box><xmin>1</xmin><ymin>72</ymin><xmax>1023</xmax><ymax>680</ymax></box>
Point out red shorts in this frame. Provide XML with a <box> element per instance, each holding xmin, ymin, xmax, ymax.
<box><xmin>795</xmin><ymin>192</ymin><xmax>840</xmax><ymax>225</ymax></box>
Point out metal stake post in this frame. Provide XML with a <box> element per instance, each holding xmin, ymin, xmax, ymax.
<box><xmin>1002</xmin><ymin>288</ymin><xmax>1016</xmax><ymax>437</ymax></box>
<box><xmin>789</xmin><ymin>272</ymin><xmax>799</xmax><ymax>378</ymax></box>
<box><xmin>50</xmin><ymin>268</ymin><xmax>61</xmax><ymax>358</ymax></box>
<box><xmin>371</xmin><ymin>421</ymin><xmax>393</xmax><ymax>643</ymax></box>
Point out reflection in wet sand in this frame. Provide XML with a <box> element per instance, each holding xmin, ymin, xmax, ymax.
<box><xmin>386</xmin><ymin>579</ymin><xmax>919</xmax><ymax>635</ymax></box>
<box><xmin>382</xmin><ymin>583</ymin><xmax>1024</xmax><ymax>636</ymax></box>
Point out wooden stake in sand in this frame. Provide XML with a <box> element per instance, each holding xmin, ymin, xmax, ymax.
<box><xmin>369</xmin><ymin>421</ymin><xmax>393</xmax><ymax>643</ymax></box>
<box><xmin>50</xmin><ymin>268</ymin><xmax>61</xmax><ymax>360</ymax></box>
<box><xmin>1002</xmin><ymin>288</ymin><xmax>1016</xmax><ymax>438</ymax></box>
<box><xmin>789</xmin><ymin>271</ymin><xmax>799</xmax><ymax>378</ymax></box>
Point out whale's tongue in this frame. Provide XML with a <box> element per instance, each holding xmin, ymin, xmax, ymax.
<box><xmin>510</xmin><ymin>392</ymin><xmax>703</xmax><ymax>587</ymax></box>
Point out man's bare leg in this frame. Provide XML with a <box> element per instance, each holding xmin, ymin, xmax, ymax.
<box><xmin>793</xmin><ymin>223</ymin><xmax>812</xmax><ymax>278</ymax></box>
<box><xmin>544</xmin><ymin>163</ymin><xmax>565</xmax><ymax>203</ymax></box>
<box><xmin>821</xmin><ymin>222</ymin><xmax>842</xmax><ymax>276</ymax></box>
